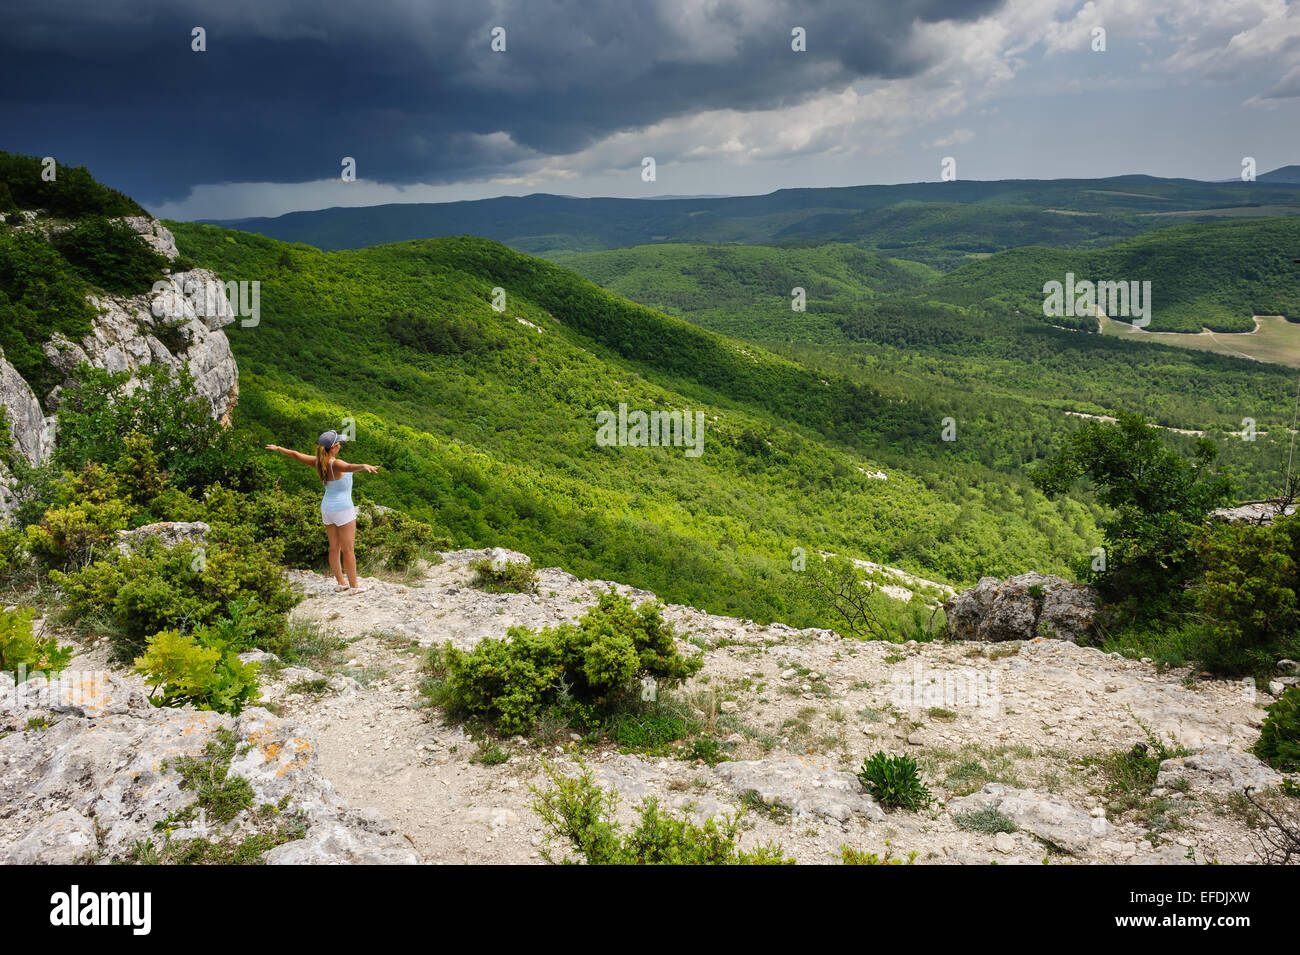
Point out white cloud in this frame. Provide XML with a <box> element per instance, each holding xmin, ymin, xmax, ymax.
<box><xmin>924</xmin><ymin>128</ymin><xmax>976</xmax><ymax>148</ymax></box>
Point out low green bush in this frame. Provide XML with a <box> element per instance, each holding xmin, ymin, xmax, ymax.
<box><xmin>134</xmin><ymin>626</ymin><xmax>261</xmax><ymax>715</ymax></box>
<box><xmin>1189</xmin><ymin>515</ymin><xmax>1300</xmax><ymax>676</ymax></box>
<box><xmin>839</xmin><ymin>843</ymin><xmax>918</xmax><ymax>865</ymax></box>
<box><xmin>0</xmin><ymin>151</ymin><xmax>146</xmax><ymax>219</ymax></box>
<box><xmin>54</xmin><ymin>364</ymin><xmax>265</xmax><ymax>494</ymax></box>
<box><xmin>1080</xmin><ymin>730</ymin><xmax>1189</xmax><ymax>820</ymax></box>
<box><xmin>1033</xmin><ymin>411</ymin><xmax>1236</xmax><ymax>623</ymax></box>
<box><xmin>25</xmin><ymin>463</ymin><xmax>133</xmax><ymax>569</ymax></box>
<box><xmin>172</xmin><ymin>483</ymin><xmax>447</xmax><ymax>576</ymax></box>
<box><xmin>0</xmin><ymin>227</ymin><xmax>97</xmax><ymax>393</ymax></box>
<box><xmin>953</xmin><ymin>805</ymin><xmax>1018</xmax><ymax>834</ymax></box>
<box><xmin>857</xmin><ymin>751</ymin><xmax>932</xmax><ymax>810</ymax></box>
<box><xmin>356</xmin><ymin>506</ymin><xmax>449</xmax><ymax>573</ymax></box>
<box><xmin>425</xmin><ymin>589</ymin><xmax>702</xmax><ymax>735</ymax></box>
<box><xmin>0</xmin><ymin>525</ymin><xmax>30</xmax><ymax>583</ymax></box>
<box><xmin>605</xmin><ymin>706</ymin><xmax>690</xmax><ymax>752</ymax></box>
<box><xmin>54</xmin><ymin>536</ymin><xmax>296</xmax><ymax>663</ymax></box>
<box><xmin>0</xmin><ymin>606</ymin><xmax>73</xmax><ymax>683</ymax></box>
<box><xmin>188</xmin><ymin>484</ymin><xmax>325</xmax><ymax>568</ymax></box>
<box><xmin>529</xmin><ymin>761</ymin><xmax>791</xmax><ymax>865</ymax></box>
<box><xmin>111</xmin><ymin>432</ymin><xmax>169</xmax><ymax>507</ymax></box>
<box><xmin>52</xmin><ymin>216</ymin><xmax>168</xmax><ymax>294</ymax></box>
<box><xmin>468</xmin><ymin>557</ymin><xmax>537</xmax><ymax>593</ymax></box>
<box><xmin>1254</xmin><ymin>687</ymin><xmax>1300</xmax><ymax>773</ymax></box>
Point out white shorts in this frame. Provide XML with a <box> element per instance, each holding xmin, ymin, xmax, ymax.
<box><xmin>321</xmin><ymin>506</ymin><xmax>357</xmax><ymax>526</ymax></box>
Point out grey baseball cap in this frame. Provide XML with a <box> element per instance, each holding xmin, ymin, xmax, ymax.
<box><xmin>317</xmin><ymin>430</ymin><xmax>349</xmax><ymax>447</ymax></box>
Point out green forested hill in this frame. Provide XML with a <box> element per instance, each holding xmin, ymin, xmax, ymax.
<box><xmin>553</xmin><ymin>217</ymin><xmax>1300</xmax><ymax>339</ymax></box>
<box><xmin>208</xmin><ymin>173</ymin><xmax>1300</xmax><ymax>267</ymax></box>
<box><xmin>4</xmin><ymin>153</ymin><xmax>1296</xmax><ymax>668</ymax></box>
<box><xmin>168</xmin><ymin>223</ymin><xmax>1110</xmax><ymax>626</ymax></box>
<box><xmin>531</xmin><ymin>227</ymin><xmax>1300</xmax><ymax>502</ymax></box>
<box><xmin>914</xmin><ymin>217</ymin><xmax>1300</xmax><ymax>332</ymax></box>
<box><xmin>543</xmin><ymin>243</ymin><xmax>936</xmax><ymax>340</ymax></box>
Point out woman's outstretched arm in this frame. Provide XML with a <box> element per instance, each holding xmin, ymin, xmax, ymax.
<box><xmin>266</xmin><ymin>444</ymin><xmax>316</xmax><ymax>465</ymax></box>
<box><xmin>332</xmin><ymin>458</ymin><xmax>381</xmax><ymax>474</ymax></box>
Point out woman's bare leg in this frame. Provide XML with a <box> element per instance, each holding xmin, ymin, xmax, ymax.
<box><xmin>326</xmin><ymin>523</ymin><xmax>345</xmax><ymax>587</ymax></box>
<box><xmin>339</xmin><ymin>519</ymin><xmax>359</xmax><ymax>589</ymax></box>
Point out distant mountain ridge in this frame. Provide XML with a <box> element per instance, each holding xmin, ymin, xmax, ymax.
<box><xmin>1259</xmin><ymin>164</ymin><xmax>1300</xmax><ymax>184</ymax></box>
<box><xmin>203</xmin><ymin>169</ymin><xmax>1300</xmax><ymax>266</ymax></box>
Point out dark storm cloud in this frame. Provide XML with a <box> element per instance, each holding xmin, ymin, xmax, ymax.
<box><xmin>0</xmin><ymin>0</ymin><xmax>1004</xmax><ymax>204</ymax></box>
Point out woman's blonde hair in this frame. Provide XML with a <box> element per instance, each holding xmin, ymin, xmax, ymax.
<box><xmin>315</xmin><ymin>443</ymin><xmax>336</xmax><ymax>482</ymax></box>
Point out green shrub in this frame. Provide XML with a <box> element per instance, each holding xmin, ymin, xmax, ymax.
<box><xmin>839</xmin><ymin>843</ymin><xmax>918</xmax><ymax>865</ymax></box>
<box><xmin>25</xmin><ymin>496</ymin><xmax>131</xmax><ymax>569</ymax></box>
<box><xmin>356</xmin><ymin>506</ymin><xmax>449</xmax><ymax>573</ymax></box>
<box><xmin>468</xmin><ymin>557</ymin><xmax>538</xmax><ymax>593</ymax></box>
<box><xmin>54</xmin><ymin>364</ymin><xmax>265</xmax><ymax>494</ymax></box>
<box><xmin>134</xmin><ymin>630</ymin><xmax>260</xmax><ymax>715</ymax></box>
<box><xmin>112</xmin><ymin>432</ymin><xmax>169</xmax><ymax>507</ymax></box>
<box><xmin>954</xmin><ymin>805</ymin><xmax>1018</xmax><ymax>834</ymax></box>
<box><xmin>529</xmin><ymin>761</ymin><xmax>791</xmax><ymax>865</ymax></box>
<box><xmin>160</xmin><ymin>728</ymin><xmax>254</xmax><ymax>825</ymax></box>
<box><xmin>1033</xmin><ymin>411</ymin><xmax>1235</xmax><ymax>622</ymax></box>
<box><xmin>688</xmin><ymin>736</ymin><xmax>727</xmax><ymax>765</ymax></box>
<box><xmin>7</xmin><ymin>457</ymin><xmax>61</xmax><ymax>531</ymax></box>
<box><xmin>471</xmin><ymin>741</ymin><xmax>510</xmax><ymax>765</ymax></box>
<box><xmin>427</xmin><ymin>589</ymin><xmax>702</xmax><ymax>735</ymax></box>
<box><xmin>0</xmin><ymin>406</ymin><xmax>14</xmax><ymax>472</ymax></box>
<box><xmin>1082</xmin><ymin>731</ymin><xmax>1189</xmax><ymax>818</ymax></box>
<box><xmin>0</xmin><ymin>606</ymin><xmax>73</xmax><ymax>683</ymax></box>
<box><xmin>192</xmin><ymin>484</ymin><xmax>324</xmax><ymax>568</ymax></box>
<box><xmin>134</xmin><ymin>607</ymin><xmax>263</xmax><ymax>715</ymax></box>
<box><xmin>0</xmin><ymin>228</ymin><xmax>97</xmax><ymax>394</ymax></box>
<box><xmin>180</xmin><ymin>490</ymin><xmax>446</xmax><ymax>575</ymax></box>
<box><xmin>857</xmin><ymin>751</ymin><xmax>932</xmax><ymax>810</ymax></box>
<box><xmin>0</xmin><ymin>151</ymin><xmax>146</xmax><ymax>219</ymax></box>
<box><xmin>605</xmin><ymin>706</ymin><xmax>690</xmax><ymax>751</ymax></box>
<box><xmin>0</xmin><ymin>525</ymin><xmax>29</xmax><ymax>583</ymax></box>
<box><xmin>24</xmin><ymin>463</ymin><xmax>134</xmax><ymax>568</ymax></box>
<box><xmin>1254</xmin><ymin>687</ymin><xmax>1300</xmax><ymax>772</ymax></box>
<box><xmin>55</xmin><ymin>536</ymin><xmax>296</xmax><ymax>663</ymax></box>
<box><xmin>1190</xmin><ymin>515</ymin><xmax>1300</xmax><ymax>675</ymax></box>
<box><xmin>52</xmin><ymin>216</ymin><xmax>168</xmax><ymax>294</ymax></box>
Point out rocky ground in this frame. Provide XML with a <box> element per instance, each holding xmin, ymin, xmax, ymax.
<box><xmin>3</xmin><ymin>548</ymin><xmax>1295</xmax><ymax>865</ymax></box>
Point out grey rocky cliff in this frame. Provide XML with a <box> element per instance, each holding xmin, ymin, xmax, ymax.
<box><xmin>0</xmin><ymin>352</ymin><xmax>59</xmax><ymax>520</ymax></box>
<box><xmin>44</xmin><ymin>267</ymin><xmax>239</xmax><ymax>422</ymax></box>
<box><xmin>0</xmin><ymin>214</ymin><xmax>239</xmax><ymax>521</ymax></box>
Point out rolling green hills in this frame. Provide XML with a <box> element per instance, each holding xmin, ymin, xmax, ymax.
<box><xmin>6</xmin><ymin>150</ymin><xmax>1296</xmax><ymax>638</ymax></box>
<box><xmin>912</xmin><ymin>216</ymin><xmax>1300</xmax><ymax>333</ymax></box>
<box><xmin>167</xmin><ymin>223</ymin><xmax>1116</xmax><ymax>628</ymax></box>
<box><xmin>531</xmin><ymin>228</ymin><xmax>1300</xmax><ymax>503</ymax></box>
<box><xmin>553</xmin><ymin>217</ymin><xmax>1300</xmax><ymax>340</ymax></box>
<box><xmin>208</xmin><ymin>172</ymin><xmax>1300</xmax><ymax>268</ymax></box>
<box><xmin>543</xmin><ymin>243</ymin><xmax>937</xmax><ymax>341</ymax></box>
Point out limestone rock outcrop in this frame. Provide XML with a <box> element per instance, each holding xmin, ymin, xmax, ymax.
<box><xmin>0</xmin><ymin>671</ymin><xmax>420</xmax><ymax>864</ymax></box>
<box><xmin>1154</xmin><ymin>746</ymin><xmax>1283</xmax><ymax>796</ymax></box>
<box><xmin>44</xmin><ymin>268</ymin><xmax>239</xmax><ymax>422</ymax></box>
<box><xmin>946</xmin><ymin>783</ymin><xmax>1106</xmax><ymax>855</ymax></box>
<box><xmin>0</xmin><ymin>213</ymin><xmax>240</xmax><ymax>522</ymax></box>
<box><xmin>943</xmin><ymin>573</ymin><xmax>1098</xmax><ymax>644</ymax></box>
<box><xmin>116</xmin><ymin>520</ymin><xmax>211</xmax><ymax>554</ymax></box>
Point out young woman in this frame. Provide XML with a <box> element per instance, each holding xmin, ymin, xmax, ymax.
<box><xmin>266</xmin><ymin>431</ymin><xmax>380</xmax><ymax>594</ymax></box>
